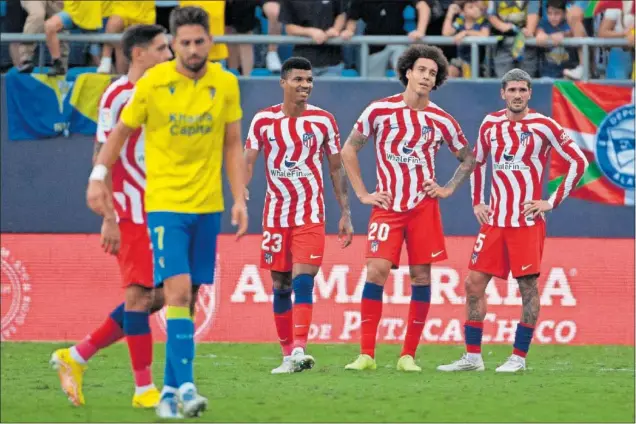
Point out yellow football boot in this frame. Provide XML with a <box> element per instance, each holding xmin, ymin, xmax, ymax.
<box><xmin>50</xmin><ymin>348</ymin><xmax>87</xmax><ymax>406</ymax></box>
<box><xmin>132</xmin><ymin>387</ymin><xmax>161</xmax><ymax>408</ymax></box>
<box><xmin>396</xmin><ymin>355</ymin><xmax>422</xmax><ymax>372</ymax></box>
<box><xmin>344</xmin><ymin>354</ymin><xmax>377</xmax><ymax>371</ymax></box>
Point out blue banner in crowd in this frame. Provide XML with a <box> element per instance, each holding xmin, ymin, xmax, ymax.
<box><xmin>5</xmin><ymin>71</ymin><xmax>113</xmax><ymax>141</ymax></box>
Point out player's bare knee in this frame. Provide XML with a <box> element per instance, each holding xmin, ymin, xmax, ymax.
<box><xmin>124</xmin><ymin>285</ymin><xmax>153</xmax><ymax>311</ymax></box>
<box><xmin>271</xmin><ymin>271</ymin><xmax>292</xmax><ymax>290</ymax></box>
<box><xmin>409</xmin><ymin>264</ymin><xmax>431</xmax><ymax>286</ymax></box>
<box><xmin>366</xmin><ymin>260</ymin><xmax>392</xmax><ymax>286</ymax></box>
<box><xmin>465</xmin><ymin>272</ymin><xmax>489</xmax><ymax>297</ymax></box>
<box><xmin>150</xmin><ymin>288</ymin><xmax>165</xmax><ymax>313</ymax></box>
<box><xmin>292</xmin><ymin>264</ymin><xmax>319</xmax><ymax>279</ymax></box>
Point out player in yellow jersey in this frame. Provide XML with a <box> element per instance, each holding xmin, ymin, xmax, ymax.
<box><xmin>87</xmin><ymin>6</ymin><xmax>248</xmax><ymax>419</ymax></box>
<box><xmin>98</xmin><ymin>1</ymin><xmax>158</xmax><ymax>74</ymax></box>
<box><xmin>44</xmin><ymin>0</ymin><xmax>102</xmax><ymax>75</ymax></box>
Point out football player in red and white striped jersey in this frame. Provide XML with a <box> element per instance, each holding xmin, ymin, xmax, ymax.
<box><xmin>245</xmin><ymin>57</ymin><xmax>353</xmax><ymax>374</ymax></box>
<box><xmin>51</xmin><ymin>25</ymin><xmax>173</xmax><ymax>408</ymax></box>
<box><xmin>438</xmin><ymin>69</ymin><xmax>587</xmax><ymax>374</ymax></box>
<box><xmin>341</xmin><ymin>45</ymin><xmax>476</xmax><ymax>372</ymax></box>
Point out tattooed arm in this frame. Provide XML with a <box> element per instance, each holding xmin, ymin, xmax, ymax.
<box><xmin>423</xmin><ymin>146</ymin><xmax>477</xmax><ymax>199</ymax></box>
<box><xmin>340</xmin><ymin>128</ymin><xmax>392</xmax><ymax>209</ymax></box>
<box><xmin>446</xmin><ymin>146</ymin><xmax>477</xmax><ymax>193</ymax></box>
<box><xmin>326</xmin><ymin>152</ymin><xmax>353</xmax><ymax>247</ymax></box>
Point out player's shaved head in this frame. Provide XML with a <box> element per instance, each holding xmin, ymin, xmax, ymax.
<box><xmin>281</xmin><ymin>57</ymin><xmax>312</xmax><ymax>79</ymax></box>
<box><xmin>121</xmin><ymin>24</ymin><xmax>167</xmax><ymax>62</ymax></box>
<box><xmin>169</xmin><ymin>5</ymin><xmax>210</xmax><ymax>36</ymax></box>
<box><xmin>501</xmin><ymin>68</ymin><xmax>532</xmax><ymax>90</ymax></box>
<box><xmin>396</xmin><ymin>44</ymin><xmax>449</xmax><ymax>90</ymax></box>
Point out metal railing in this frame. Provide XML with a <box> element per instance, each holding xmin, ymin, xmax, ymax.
<box><xmin>0</xmin><ymin>33</ymin><xmax>632</xmax><ymax>80</ymax></box>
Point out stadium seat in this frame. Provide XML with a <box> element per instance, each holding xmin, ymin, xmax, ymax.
<box><xmin>66</xmin><ymin>67</ymin><xmax>98</xmax><ymax>82</ymax></box>
<box><xmin>341</xmin><ymin>69</ymin><xmax>359</xmax><ymax>77</ymax></box>
<box><xmin>386</xmin><ymin>69</ymin><xmax>396</xmax><ymax>78</ymax></box>
<box><xmin>606</xmin><ymin>48</ymin><xmax>632</xmax><ymax>80</ymax></box>
<box><xmin>227</xmin><ymin>68</ymin><xmax>241</xmax><ymax>77</ymax></box>
<box><xmin>251</xmin><ymin>68</ymin><xmax>273</xmax><ymax>77</ymax></box>
<box><xmin>403</xmin><ymin>5</ymin><xmax>416</xmax><ymax>33</ymax></box>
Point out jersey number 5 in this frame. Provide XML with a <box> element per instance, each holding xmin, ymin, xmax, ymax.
<box><xmin>262</xmin><ymin>231</ymin><xmax>282</xmax><ymax>253</ymax></box>
<box><xmin>474</xmin><ymin>233</ymin><xmax>486</xmax><ymax>252</ymax></box>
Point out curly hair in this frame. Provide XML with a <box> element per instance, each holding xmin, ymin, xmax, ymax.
<box><xmin>396</xmin><ymin>44</ymin><xmax>449</xmax><ymax>90</ymax></box>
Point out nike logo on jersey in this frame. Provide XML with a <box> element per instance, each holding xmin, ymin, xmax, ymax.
<box><xmin>521</xmin><ymin>264</ymin><xmax>532</xmax><ymax>271</ymax></box>
<box><xmin>310</xmin><ymin>254</ymin><xmax>322</xmax><ymax>259</ymax></box>
<box><xmin>431</xmin><ymin>250</ymin><xmax>444</xmax><ymax>258</ymax></box>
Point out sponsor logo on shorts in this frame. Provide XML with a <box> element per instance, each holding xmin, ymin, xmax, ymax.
<box><xmin>1</xmin><ymin>247</ymin><xmax>31</xmax><ymax>341</ymax></box>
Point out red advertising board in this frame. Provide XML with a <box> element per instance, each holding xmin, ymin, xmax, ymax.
<box><xmin>1</xmin><ymin>234</ymin><xmax>634</xmax><ymax>345</ymax></box>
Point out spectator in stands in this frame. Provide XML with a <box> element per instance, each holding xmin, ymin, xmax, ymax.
<box><xmin>261</xmin><ymin>1</ymin><xmax>283</xmax><ymax>73</ymax></box>
<box><xmin>4</xmin><ymin>0</ymin><xmax>26</xmax><ymax>70</ymax></box>
<box><xmin>15</xmin><ymin>0</ymin><xmax>61</xmax><ymax>73</ymax></box>
<box><xmin>442</xmin><ymin>0</ymin><xmax>489</xmax><ymax>78</ymax></box>
<box><xmin>340</xmin><ymin>0</ymin><xmax>432</xmax><ymax>78</ymax></box>
<box><xmin>563</xmin><ymin>1</ymin><xmax>591</xmax><ymax>80</ymax></box>
<box><xmin>156</xmin><ymin>1</ymin><xmax>178</xmax><ymax>31</ymax></box>
<box><xmin>225</xmin><ymin>0</ymin><xmax>258</xmax><ymax>76</ymax></box>
<box><xmin>415</xmin><ymin>0</ymin><xmax>458</xmax><ymax>65</ymax></box>
<box><xmin>487</xmin><ymin>0</ymin><xmax>540</xmax><ymax>77</ymax></box>
<box><xmin>44</xmin><ymin>0</ymin><xmax>102</xmax><ymax>76</ymax></box>
<box><xmin>97</xmin><ymin>1</ymin><xmax>157</xmax><ymax>74</ymax></box>
<box><xmin>597</xmin><ymin>1</ymin><xmax>634</xmax><ymax>79</ymax></box>
<box><xmin>536</xmin><ymin>0</ymin><xmax>573</xmax><ymax>79</ymax></box>
<box><xmin>179</xmin><ymin>0</ymin><xmax>229</xmax><ymax>64</ymax></box>
<box><xmin>280</xmin><ymin>0</ymin><xmax>346</xmax><ymax>76</ymax></box>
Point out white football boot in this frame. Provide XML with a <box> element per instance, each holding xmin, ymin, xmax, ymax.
<box><xmin>155</xmin><ymin>392</ymin><xmax>183</xmax><ymax>420</ymax></box>
<box><xmin>495</xmin><ymin>354</ymin><xmax>526</xmax><ymax>373</ymax></box>
<box><xmin>437</xmin><ymin>353</ymin><xmax>485</xmax><ymax>372</ymax></box>
<box><xmin>180</xmin><ymin>385</ymin><xmax>208</xmax><ymax>418</ymax></box>
<box><xmin>290</xmin><ymin>347</ymin><xmax>315</xmax><ymax>371</ymax></box>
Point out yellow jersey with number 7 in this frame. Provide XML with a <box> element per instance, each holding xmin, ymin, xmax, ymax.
<box><xmin>119</xmin><ymin>60</ymin><xmax>242</xmax><ymax>214</ymax></box>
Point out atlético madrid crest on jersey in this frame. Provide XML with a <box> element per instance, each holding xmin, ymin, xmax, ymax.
<box><xmin>370</xmin><ymin>240</ymin><xmax>380</xmax><ymax>253</ymax></box>
<box><xmin>520</xmin><ymin>131</ymin><xmax>532</xmax><ymax>145</ymax></box>
<box><xmin>264</xmin><ymin>252</ymin><xmax>273</xmax><ymax>264</ymax></box>
<box><xmin>302</xmin><ymin>132</ymin><xmax>316</xmax><ymax>148</ymax></box>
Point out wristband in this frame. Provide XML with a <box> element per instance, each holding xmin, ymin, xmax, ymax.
<box><xmin>89</xmin><ymin>164</ymin><xmax>108</xmax><ymax>181</ymax></box>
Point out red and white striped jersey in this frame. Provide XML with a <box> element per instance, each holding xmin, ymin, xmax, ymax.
<box><xmin>354</xmin><ymin>94</ymin><xmax>468</xmax><ymax>212</ymax></box>
<box><xmin>246</xmin><ymin>104</ymin><xmax>341</xmax><ymax>228</ymax></box>
<box><xmin>471</xmin><ymin>109</ymin><xmax>588</xmax><ymax>228</ymax></box>
<box><xmin>96</xmin><ymin>76</ymin><xmax>146</xmax><ymax>224</ymax></box>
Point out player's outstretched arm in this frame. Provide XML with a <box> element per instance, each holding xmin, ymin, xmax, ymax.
<box><xmin>87</xmin><ymin>121</ymin><xmax>135</xmax><ymax>220</ymax></box>
<box><xmin>423</xmin><ymin>146</ymin><xmax>476</xmax><ymax>199</ymax></box>
<box><xmin>327</xmin><ymin>153</ymin><xmax>353</xmax><ymax>248</ymax></box>
<box><xmin>341</xmin><ymin>128</ymin><xmax>392</xmax><ymax>209</ymax></box>
<box><xmin>224</xmin><ymin>120</ymin><xmax>248</xmax><ymax>239</ymax></box>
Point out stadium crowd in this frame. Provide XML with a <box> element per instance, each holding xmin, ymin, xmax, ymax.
<box><xmin>1</xmin><ymin>0</ymin><xmax>634</xmax><ymax>79</ymax></box>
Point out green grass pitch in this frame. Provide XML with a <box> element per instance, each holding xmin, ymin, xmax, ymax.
<box><xmin>1</xmin><ymin>342</ymin><xmax>634</xmax><ymax>422</ymax></box>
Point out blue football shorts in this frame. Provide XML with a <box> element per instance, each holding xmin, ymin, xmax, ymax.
<box><xmin>147</xmin><ymin>212</ymin><xmax>221</xmax><ymax>287</ymax></box>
